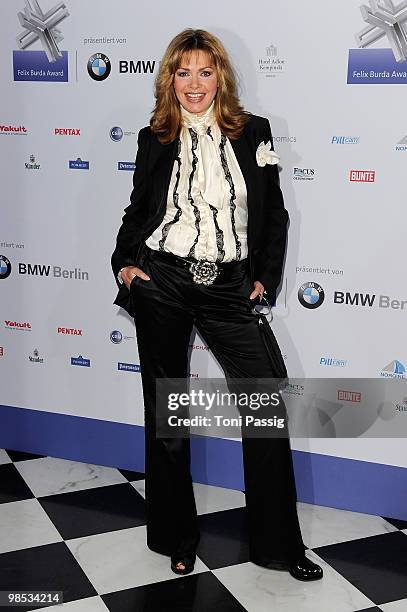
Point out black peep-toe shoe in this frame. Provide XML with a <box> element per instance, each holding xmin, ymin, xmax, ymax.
<box><xmin>170</xmin><ymin>553</ymin><xmax>196</xmax><ymax>575</ymax></box>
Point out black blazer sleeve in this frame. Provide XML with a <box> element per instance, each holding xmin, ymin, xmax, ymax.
<box><xmin>110</xmin><ymin>126</ymin><xmax>150</xmax><ymax>315</ymax></box>
<box><xmin>252</xmin><ymin>117</ymin><xmax>289</xmax><ymax>304</ymax></box>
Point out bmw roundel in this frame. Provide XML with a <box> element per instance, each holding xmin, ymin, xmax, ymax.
<box><xmin>0</xmin><ymin>255</ymin><xmax>11</xmax><ymax>279</ymax></box>
<box><xmin>298</xmin><ymin>281</ymin><xmax>325</xmax><ymax>309</ymax></box>
<box><xmin>87</xmin><ymin>53</ymin><xmax>111</xmax><ymax>81</ymax></box>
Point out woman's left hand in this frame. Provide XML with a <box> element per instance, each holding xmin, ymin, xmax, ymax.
<box><xmin>249</xmin><ymin>281</ymin><xmax>265</xmax><ymax>301</ymax></box>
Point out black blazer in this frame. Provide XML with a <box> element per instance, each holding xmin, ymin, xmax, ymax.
<box><xmin>111</xmin><ymin>113</ymin><xmax>289</xmax><ymax>317</ymax></box>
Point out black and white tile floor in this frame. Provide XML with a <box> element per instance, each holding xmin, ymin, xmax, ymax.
<box><xmin>1</xmin><ymin>447</ymin><xmax>406</xmax><ymax>612</ymax></box>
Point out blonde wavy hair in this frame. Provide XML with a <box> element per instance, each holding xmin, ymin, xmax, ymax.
<box><xmin>150</xmin><ymin>29</ymin><xmax>250</xmax><ymax>143</ymax></box>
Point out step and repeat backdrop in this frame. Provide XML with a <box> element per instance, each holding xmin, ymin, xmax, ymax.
<box><xmin>1</xmin><ymin>1</ymin><xmax>406</xmax><ymax>474</ymax></box>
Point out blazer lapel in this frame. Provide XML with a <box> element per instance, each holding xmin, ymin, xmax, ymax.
<box><xmin>229</xmin><ymin>129</ymin><xmax>259</xmax><ymax>236</ymax></box>
<box><xmin>149</xmin><ymin>135</ymin><xmax>179</xmax><ymax>214</ymax></box>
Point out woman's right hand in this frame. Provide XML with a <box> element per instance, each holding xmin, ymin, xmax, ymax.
<box><xmin>121</xmin><ymin>265</ymin><xmax>150</xmax><ymax>290</ymax></box>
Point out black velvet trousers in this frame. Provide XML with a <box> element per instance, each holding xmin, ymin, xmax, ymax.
<box><xmin>131</xmin><ymin>243</ymin><xmax>306</xmax><ymax>568</ymax></box>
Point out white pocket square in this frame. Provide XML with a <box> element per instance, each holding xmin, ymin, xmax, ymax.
<box><xmin>256</xmin><ymin>140</ymin><xmax>280</xmax><ymax>167</ymax></box>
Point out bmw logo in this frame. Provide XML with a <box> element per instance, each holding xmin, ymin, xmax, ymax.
<box><xmin>87</xmin><ymin>53</ymin><xmax>111</xmax><ymax>81</ymax></box>
<box><xmin>298</xmin><ymin>281</ymin><xmax>325</xmax><ymax>309</ymax></box>
<box><xmin>0</xmin><ymin>255</ymin><xmax>11</xmax><ymax>279</ymax></box>
<box><xmin>110</xmin><ymin>330</ymin><xmax>123</xmax><ymax>344</ymax></box>
<box><xmin>110</xmin><ymin>126</ymin><xmax>123</xmax><ymax>142</ymax></box>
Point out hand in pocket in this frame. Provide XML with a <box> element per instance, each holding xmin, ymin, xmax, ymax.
<box><xmin>121</xmin><ymin>265</ymin><xmax>150</xmax><ymax>290</ymax></box>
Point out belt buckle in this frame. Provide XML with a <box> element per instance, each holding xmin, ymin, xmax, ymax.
<box><xmin>188</xmin><ymin>260</ymin><xmax>219</xmax><ymax>285</ymax></box>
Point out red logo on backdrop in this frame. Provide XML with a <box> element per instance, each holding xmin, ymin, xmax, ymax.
<box><xmin>54</xmin><ymin>128</ymin><xmax>81</xmax><ymax>136</ymax></box>
<box><xmin>0</xmin><ymin>347</ymin><xmax>4</xmax><ymax>357</ymax></box>
<box><xmin>189</xmin><ymin>344</ymin><xmax>209</xmax><ymax>351</ymax></box>
<box><xmin>338</xmin><ymin>390</ymin><xmax>362</xmax><ymax>402</ymax></box>
<box><xmin>0</xmin><ymin>124</ymin><xmax>27</xmax><ymax>135</ymax></box>
<box><xmin>349</xmin><ymin>170</ymin><xmax>375</xmax><ymax>182</ymax></box>
<box><xmin>57</xmin><ymin>327</ymin><xmax>83</xmax><ymax>335</ymax></box>
<box><xmin>4</xmin><ymin>320</ymin><xmax>31</xmax><ymax>330</ymax></box>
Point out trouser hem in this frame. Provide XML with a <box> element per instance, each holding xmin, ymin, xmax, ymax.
<box><xmin>146</xmin><ymin>541</ymin><xmax>173</xmax><ymax>558</ymax></box>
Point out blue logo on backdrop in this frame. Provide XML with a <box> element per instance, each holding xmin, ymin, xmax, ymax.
<box><xmin>118</xmin><ymin>362</ymin><xmax>140</xmax><ymax>372</ymax></box>
<box><xmin>0</xmin><ymin>255</ymin><xmax>12</xmax><ymax>279</ymax></box>
<box><xmin>69</xmin><ymin>158</ymin><xmax>89</xmax><ymax>169</ymax></box>
<box><xmin>110</xmin><ymin>127</ymin><xmax>123</xmax><ymax>141</ymax></box>
<box><xmin>13</xmin><ymin>1</ymin><xmax>69</xmax><ymax>82</ymax></box>
<box><xmin>110</xmin><ymin>330</ymin><xmax>123</xmax><ymax>344</ymax></box>
<box><xmin>13</xmin><ymin>50</ymin><xmax>68</xmax><ymax>82</ymax></box>
<box><xmin>395</xmin><ymin>134</ymin><xmax>407</xmax><ymax>151</ymax></box>
<box><xmin>331</xmin><ymin>136</ymin><xmax>360</xmax><ymax>144</ymax></box>
<box><xmin>109</xmin><ymin>330</ymin><xmax>133</xmax><ymax>343</ymax></box>
<box><xmin>87</xmin><ymin>53</ymin><xmax>111</xmax><ymax>81</ymax></box>
<box><xmin>380</xmin><ymin>359</ymin><xmax>406</xmax><ymax>378</ymax></box>
<box><xmin>347</xmin><ymin>2</ymin><xmax>407</xmax><ymax>84</ymax></box>
<box><xmin>298</xmin><ymin>282</ymin><xmax>325</xmax><ymax>309</ymax></box>
<box><xmin>320</xmin><ymin>356</ymin><xmax>348</xmax><ymax>367</ymax></box>
<box><xmin>293</xmin><ymin>167</ymin><xmax>315</xmax><ymax>180</ymax></box>
<box><xmin>118</xmin><ymin>161</ymin><xmax>135</xmax><ymax>171</ymax></box>
<box><xmin>71</xmin><ymin>355</ymin><xmax>91</xmax><ymax>367</ymax></box>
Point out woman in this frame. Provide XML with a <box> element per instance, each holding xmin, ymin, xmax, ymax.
<box><xmin>111</xmin><ymin>28</ymin><xmax>323</xmax><ymax>581</ymax></box>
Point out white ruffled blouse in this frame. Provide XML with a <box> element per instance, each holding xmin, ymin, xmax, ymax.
<box><xmin>145</xmin><ymin>100</ymin><xmax>248</xmax><ymax>262</ymax></box>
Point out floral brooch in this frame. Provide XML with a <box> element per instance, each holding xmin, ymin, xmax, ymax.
<box><xmin>256</xmin><ymin>140</ymin><xmax>280</xmax><ymax>167</ymax></box>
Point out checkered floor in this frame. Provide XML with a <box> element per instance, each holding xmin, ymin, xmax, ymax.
<box><xmin>1</xmin><ymin>448</ymin><xmax>407</xmax><ymax>612</ymax></box>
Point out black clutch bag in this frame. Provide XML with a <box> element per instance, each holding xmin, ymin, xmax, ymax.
<box><xmin>256</xmin><ymin>311</ymin><xmax>288</xmax><ymax>386</ymax></box>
